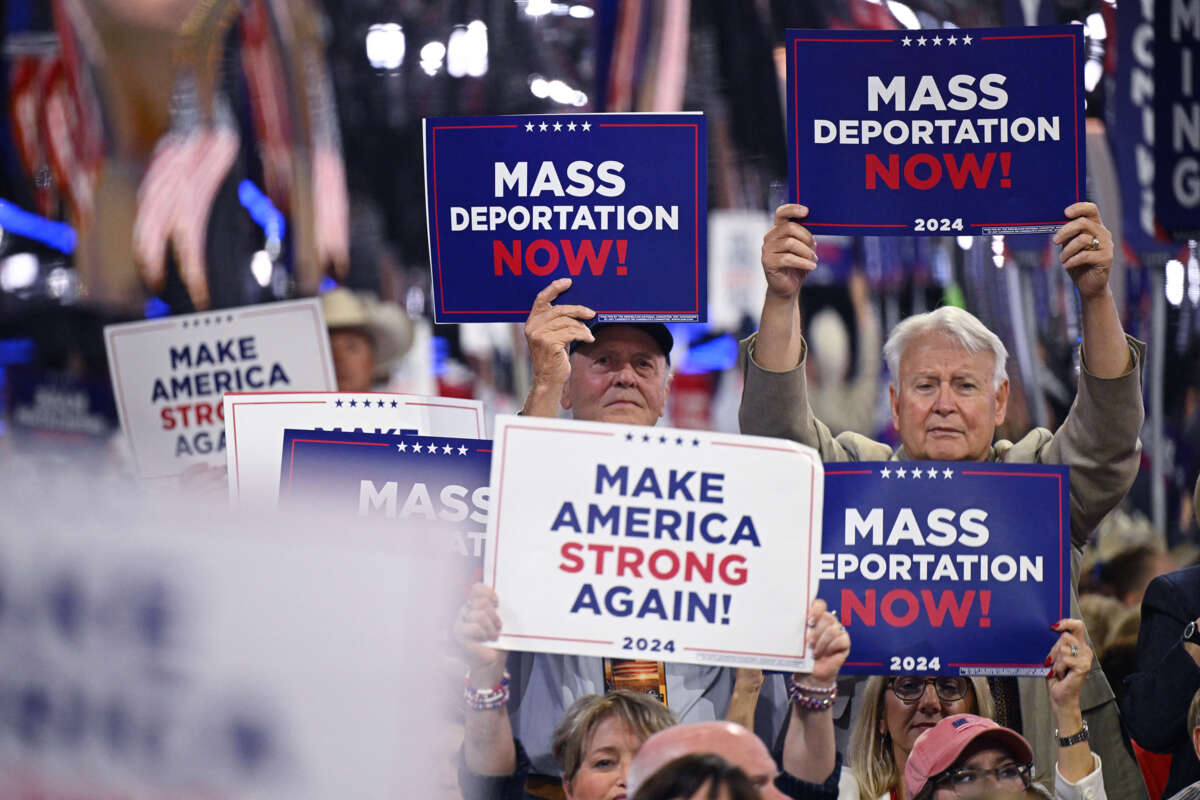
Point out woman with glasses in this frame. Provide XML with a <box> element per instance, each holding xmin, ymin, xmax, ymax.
<box><xmin>902</xmin><ymin>619</ymin><xmax>1104</xmax><ymax>800</ymax></box>
<box><xmin>840</xmin><ymin>674</ymin><xmax>995</xmax><ymax>799</ymax></box>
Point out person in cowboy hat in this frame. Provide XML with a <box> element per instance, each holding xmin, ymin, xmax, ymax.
<box><xmin>320</xmin><ymin>287</ymin><xmax>412</xmax><ymax>392</ymax></box>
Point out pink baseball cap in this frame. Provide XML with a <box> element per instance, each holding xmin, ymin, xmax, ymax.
<box><xmin>904</xmin><ymin>713</ymin><xmax>1034</xmax><ymax>798</ymax></box>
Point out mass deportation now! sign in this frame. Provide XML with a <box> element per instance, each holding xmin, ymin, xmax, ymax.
<box><xmin>484</xmin><ymin>415</ymin><xmax>822</xmax><ymax>672</ymax></box>
<box><xmin>821</xmin><ymin>462</ymin><xmax>1071</xmax><ymax>676</ymax></box>
<box><xmin>423</xmin><ymin>113</ymin><xmax>706</xmax><ymax>323</ymax></box>
<box><xmin>786</xmin><ymin>25</ymin><xmax>1086</xmax><ymax>236</ymax></box>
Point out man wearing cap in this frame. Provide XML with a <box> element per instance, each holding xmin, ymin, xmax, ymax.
<box><xmin>487</xmin><ymin>277</ymin><xmax>789</xmax><ymax>780</ymax></box>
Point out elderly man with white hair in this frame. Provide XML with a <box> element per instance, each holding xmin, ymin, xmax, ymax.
<box><xmin>739</xmin><ymin>202</ymin><xmax>1148</xmax><ymax>799</ymax></box>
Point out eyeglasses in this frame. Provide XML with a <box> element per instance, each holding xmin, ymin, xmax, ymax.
<box><xmin>887</xmin><ymin>676</ymin><xmax>970</xmax><ymax>703</ymax></box>
<box><xmin>932</xmin><ymin>762</ymin><xmax>1033</xmax><ymax>797</ymax></box>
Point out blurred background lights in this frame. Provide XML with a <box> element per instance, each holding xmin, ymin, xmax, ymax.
<box><xmin>568</xmin><ymin>5</ymin><xmax>594</xmax><ymax>18</ymax></box>
<box><xmin>250</xmin><ymin>250</ymin><xmax>273</xmax><ymax>288</ymax></box>
<box><xmin>420</xmin><ymin>40</ymin><xmax>446</xmax><ymax>75</ymax></box>
<box><xmin>529</xmin><ymin>75</ymin><xmax>549</xmax><ymax>98</ymax></box>
<box><xmin>1166</xmin><ymin>259</ymin><xmax>1184</xmax><ymax>306</ymax></box>
<box><xmin>448</xmin><ymin>20</ymin><xmax>488</xmax><ymax>78</ymax></box>
<box><xmin>365</xmin><ymin>23</ymin><xmax>404</xmax><ymax>70</ymax></box>
<box><xmin>524</xmin><ymin>0</ymin><xmax>553</xmax><ymax>17</ymax></box>
<box><xmin>0</xmin><ymin>252</ymin><xmax>37</xmax><ymax>292</ymax></box>
<box><xmin>1188</xmin><ymin>251</ymin><xmax>1200</xmax><ymax>306</ymax></box>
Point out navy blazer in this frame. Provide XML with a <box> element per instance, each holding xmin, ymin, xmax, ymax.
<box><xmin>1122</xmin><ymin>565</ymin><xmax>1200</xmax><ymax>798</ymax></box>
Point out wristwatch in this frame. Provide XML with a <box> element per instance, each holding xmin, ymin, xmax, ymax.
<box><xmin>1055</xmin><ymin>721</ymin><xmax>1090</xmax><ymax>747</ymax></box>
<box><xmin>1184</xmin><ymin>620</ymin><xmax>1200</xmax><ymax>646</ymax></box>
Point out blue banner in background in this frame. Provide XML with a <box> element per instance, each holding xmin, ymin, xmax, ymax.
<box><xmin>786</xmin><ymin>25</ymin><xmax>1086</xmax><ymax>237</ymax></box>
<box><xmin>279</xmin><ymin>428</ymin><xmax>492</xmax><ymax>583</ymax></box>
<box><xmin>1107</xmin><ymin>0</ymin><xmax>1180</xmax><ymax>257</ymax></box>
<box><xmin>820</xmin><ymin>462</ymin><xmax>1071</xmax><ymax>676</ymax></box>
<box><xmin>423</xmin><ymin>113</ymin><xmax>707</xmax><ymax>323</ymax></box>
<box><xmin>1154</xmin><ymin>0</ymin><xmax>1200</xmax><ymax>240</ymax></box>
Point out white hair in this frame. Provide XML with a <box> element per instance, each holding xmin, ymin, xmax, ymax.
<box><xmin>882</xmin><ymin>306</ymin><xmax>1008</xmax><ymax>390</ymax></box>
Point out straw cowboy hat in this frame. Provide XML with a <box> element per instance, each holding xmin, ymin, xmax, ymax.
<box><xmin>320</xmin><ymin>287</ymin><xmax>413</xmax><ymax>380</ymax></box>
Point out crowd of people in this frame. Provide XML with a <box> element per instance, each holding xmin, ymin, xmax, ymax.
<box><xmin>439</xmin><ymin>201</ymin><xmax>1200</xmax><ymax>800</ymax></box>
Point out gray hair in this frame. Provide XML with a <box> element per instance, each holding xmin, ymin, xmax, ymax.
<box><xmin>882</xmin><ymin>306</ymin><xmax>1008</xmax><ymax>390</ymax></box>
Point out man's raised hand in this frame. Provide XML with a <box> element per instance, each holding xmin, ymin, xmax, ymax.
<box><xmin>521</xmin><ymin>278</ymin><xmax>595</xmax><ymax>416</ymax></box>
<box><xmin>762</xmin><ymin>204</ymin><xmax>819</xmax><ymax>301</ymax></box>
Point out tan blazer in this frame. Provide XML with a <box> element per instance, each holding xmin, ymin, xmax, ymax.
<box><xmin>738</xmin><ymin>333</ymin><xmax>1149</xmax><ymax>800</ymax></box>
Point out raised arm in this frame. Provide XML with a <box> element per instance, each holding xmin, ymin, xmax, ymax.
<box><xmin>781</xmin><ymin>598</ymin><xmax>849</xmax><ymax>784</ymax></box>
<box><xmin>520</xmin><ymin>279</ymin><xmax>595</xmax><ymax>417</ymax></box>
<box><xmin>755</xmin><ymin>204</ymin><xmax>817</xmax><ymax>372</ymax></box>
<box><xmin>1047</xmin><ymin>618</ymin><xmax>1103</xmax><ymax>789</ymax></box>
<box><xmin>454</xmin><ymin>583</ymin><xmax>516</xmax><ymax>776</ymax></box>
<box><xmin>1051</xmin><ymin>202</ymin><xmax>1132</xmax><ymax>379</ymax></box>
<box><xmin>1040</xmin><ymin>203</ymin><xmax>1144</xmax><ymax>542</ymax></box>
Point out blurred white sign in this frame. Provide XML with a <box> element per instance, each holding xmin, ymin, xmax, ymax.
<box><xmin>104</xmin><ymin>299</ymin><xmax>336</xmax><ymax>480</ymax></box>
<box><xmin>0</xmin><ymin>494</ymin><xmax>455</xmax><ymax>800</ymax></box>
<box><xmin>223</xmin><ymin>391</ymin><xmax>486</xmax><ymax>510</ymax></box>
<box><xmin>708</xmin><ymin>210</ymin><xmax>771</xmax><ymax>330</ymax></box>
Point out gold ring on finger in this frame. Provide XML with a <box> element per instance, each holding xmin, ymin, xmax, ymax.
<box><xmin>1070</xmin><ymin>643</ymin><xmax>1079</xmax><ymax>657</ymax></box>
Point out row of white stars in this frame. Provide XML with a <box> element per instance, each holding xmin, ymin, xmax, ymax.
<box><xmin>902</xmin><ymin>33</ymin><xmax>973</xmax><ymax>46</ymax></box>
<box><xmin>396</xmin><ymin>442</ymin><xmax>471</xmax><ymax>455</ymax></box>
<box><xmin>902</xmin><ymin>33</ymin><xmax>974</xmax><ymax>46</ymax></box>
<box><xmin>881</xmin><ymin>466</ymin><xmax>954</xmax><ymax>478</ymax></box>
<box><xmin>525</xmin><ymin>120</ymin><xmax>592</xmax><ymax>132</ymax></box>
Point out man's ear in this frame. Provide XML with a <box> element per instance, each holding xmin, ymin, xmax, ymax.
<box><xmin>889</xmin><ymin>384</ymin><xmax>901</xmax><ymax>431</ymax></box>
<box><xmin>993</xmin><ymin>378</ymin><xmax>1010</xmax><ymax>427</ymax></box>
<box><xmin>1193</xmin><ymin>722</ymin><xmax>1200</xmax><ymax>762</ymax></box>
<box><xmin>560</xmin><ymin>377</ymin><xmax>573</xmax><ymax>412</ymax></box>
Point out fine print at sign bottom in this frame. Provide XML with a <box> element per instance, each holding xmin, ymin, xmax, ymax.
<box><xmin>484</xmin><ymin>415</ymin><xmax>824</xmax><ymax>672</ymax></box>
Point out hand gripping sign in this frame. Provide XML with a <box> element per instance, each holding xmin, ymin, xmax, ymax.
<box><xmin>484</xmin><ymin>415</ymin><xmax>823</xmax><ymax>671</ymax></box>
<box><xmin>786</xmin><ymin>25</ymin><xmax>1086</xmax><ymax>236</ymax></box>
<box><xmin>821</xmin><ymin>462</ymin><xmax>1072</xmax><ymax>676</ymax></box>
<box><xmin>423</xmin><ymin>113</ymin><xmax>707</xmax><ymax>323</ymax></box>
<box><xmin>104</xmin><ymin>299</ymin><xmax>336</xmax><ymax>479</ymax></box>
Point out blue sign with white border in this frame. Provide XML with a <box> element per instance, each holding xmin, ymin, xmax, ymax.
<box><xmin>423</xmin><ymin>113</ymin><xmax>707</xmax><ymax>323</ymax></box>
<box><xmin>786</xmin><ymin>25</ymin><xmax>1086</xmax><ymax>237</ymax></box>
<box><xmin>279</xmin><ymin>428</ymin><xmax>492</xmax><ymax>574</ymax></box>
<box><xmin>820</xmin><ymin>462</ymin><xmax>1071</xmax><ymax>676</ymax></box>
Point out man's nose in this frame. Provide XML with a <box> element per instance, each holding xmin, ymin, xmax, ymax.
<box><xmin>612</xmin><ymin>362</ymin><xmax>637</xmax><ymax>385</ymax></box>
<box><xmin>932</xmin><ymin>382</ymin><xmax>955</xmax><ymax>414</ymax></box>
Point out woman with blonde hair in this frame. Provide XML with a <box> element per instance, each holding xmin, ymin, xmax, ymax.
<box><xmin>840</xmin><ymin>676</ymin><xmax>995</xmax><ymax>799</ymax></box>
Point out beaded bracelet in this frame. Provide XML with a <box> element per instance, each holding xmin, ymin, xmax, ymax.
<box><xmin>787</xmin><ymin>677</ymin><xmax>838</xmax><ymax>711</ymax></box>
<box><xmin>464</xmin><ymin>671</ymin><xmax>511</xmax><ymax>711</ymax></box>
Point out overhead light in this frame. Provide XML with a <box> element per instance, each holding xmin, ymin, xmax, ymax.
<box><xmin>0</xmin><ymin>252</ymin><xmax>37</xmax><ymax>292</ymax></box>
<box><xmin>1085</xmin><ymin>12</ymin><xmax>1106</xmax><ymax>40</ymax></box>
<box><xmin>1166</xmin><ymin>258</ymin><xmax>1184</xmax><ymax>306</ymax></box>
<box><xmin>530</xmin><ymin>76</ymin><xmax>549</xmax><ymax>98</ymax></box>
<box><xmin>250</xmin><ymin>250</ymin><xmax>273</xmax><ymax>288</ymax></box>
<box><xmin>365</xmin><ymin>23</ymin><xmax>405</xmax><ymax>70</ymax></box>
<box><xmin>956</xmin><ymin>236</ymin><xmax>974</xmax><ymax>250</ymax></box>
<box><xmin>524</xmin><ymin>0</ymin><xmax>553</xmax><ymax>17</ymax></box>
<box><xmin>420</xmin><ymin>41</ymin><xmax>446</xmax><ymax>75</ymax></box>
<box><xmin>569</xmin><ymin>5</ymin><xmax>594</xmax><ymax>18</ymax></box>
<box><xmin>446</xmin><ymin>20</ymin><xmax>487</xmax><ymax>78</ymax></box>
<box><xmin>1189</xmin><ymin>251</ymin><xmax>1200</xmax><ymax>306</ymax></box>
